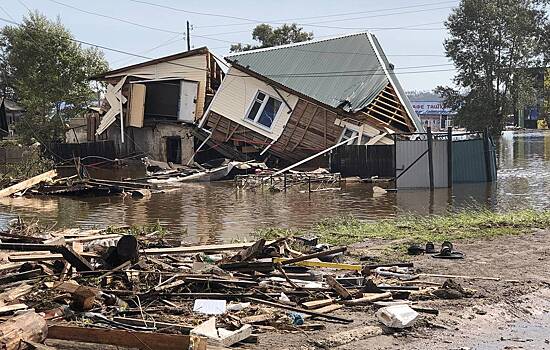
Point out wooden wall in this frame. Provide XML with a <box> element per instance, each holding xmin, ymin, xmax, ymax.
<box><xmin>206</xmin><ymin>99</ymin><xmax>345</xmax><ymax>164</ymax></box>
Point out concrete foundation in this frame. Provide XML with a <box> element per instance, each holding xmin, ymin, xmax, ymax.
<box><xmin>106</xmin><ymin>122</ymin><xmax>194</xmax><ymax>164</ymax></box>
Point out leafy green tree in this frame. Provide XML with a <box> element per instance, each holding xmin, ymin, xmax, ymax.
<box><xmin>0</xmin><ymin>12</ymin><xmax>108</xmax><ymax>143</ymax></box>
<box><xmin>436</xmin><ymin>0</ymin><xmax>548</xmax><ymax>133</ymax></box>
<box><xmin>230</xmin><ymin>23</ymin><xmax>313</xmax><ymax>52</ymax></box>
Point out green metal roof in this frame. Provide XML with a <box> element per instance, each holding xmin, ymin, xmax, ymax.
<box><xmin>227</xmin><ymin>32</ymin><xmax>423</xmax><ymax>131</ymax></box>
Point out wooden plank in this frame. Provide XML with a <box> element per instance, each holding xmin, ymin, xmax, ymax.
<box><xmin>325</xmin><ymin>276</ymin><xmax>351</xmax><ymax>299</ymax></box>
<box><xmin>291</xmin><ymin>105</ymin><xmax>318</xmax><ymax>152</ymax></box>
<box><xmin>247</xmin><ymin>298</ymin><xmax>352</xmax><ymax>323</ymax></box>
<box><xmin>0</xmin><ymin>170</ymin><xmax>58</xmax><ymax>198</ymax></box>
<box><xmin>272</xmin><ymin>259</ymin><xmax>362</xmax><ymax>271</ymax></box>
<box><xmin>128</xmin><ymin>83</ymin><xmax>145</xmax><ymax>128</ymax></box>
<box><xmin>143</xmin><ymin>241</ymin><xmax>273</xmax><ymax>255</ymax></box>
<box><xmin>281</xmin><ymin>99</ymin><xmax>308</xmax><ymax>152</ymax></box>
<box><xmin>302</xmin><ymin>298</ymin><xmax>334</xmax><ymax>309</ymax></box>
<box><xmin>302</xmin><ymin>304</ymin><xmax>343</xmax><ymax>320</ymax></box>
<box><xmin>0</xmin><ymin>303</ymin><xmax>28</xmax><ymax>315</ymax></box>
<box><xmin>47</xmin><ymin>325</ymin><xmax>207</xmax><ymax>350</ymax></box>
<box><xmin>342</xmin><ymin>292</ymin><xmax>392</xmax><ymax>305</ymax></box>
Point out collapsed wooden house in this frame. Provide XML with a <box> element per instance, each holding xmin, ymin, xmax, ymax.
<box><xmin>91</xmin><ymin>47</ymin><xmax>225</xmax><ymax>164</ymax></box>
<box><xmin>198</xmin><ymin>32</ymin><xmax>424</xmax><ymax>165</ymax></box>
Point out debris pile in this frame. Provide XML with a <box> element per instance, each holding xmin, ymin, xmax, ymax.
<box><xmin>0</xmin><ymin>220</ymin><xmax>485</xmax><ymax>349</ymax></box>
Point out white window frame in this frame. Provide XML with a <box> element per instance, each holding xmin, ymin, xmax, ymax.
<box><xmin>244</xmin><ymin>90</ymin><xmax>283</xmax><ymax>131</ymax></box>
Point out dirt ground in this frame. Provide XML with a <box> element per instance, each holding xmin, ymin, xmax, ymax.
<box><xmin>251</xmin><ymin>229</ymin><xmax>550</xmax><ymax>350</ymax></box>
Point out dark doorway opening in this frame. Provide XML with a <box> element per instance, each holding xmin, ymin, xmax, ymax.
<box><xmin>166</xmin><ymin>136</ymin><xmax>182</xmax><ymax>164</ymax></box>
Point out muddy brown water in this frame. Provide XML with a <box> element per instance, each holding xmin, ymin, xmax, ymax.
<box><xmin>0</xmin><ymin>130</ymin><xmax>549</xmax><ymax>244</ymax></box>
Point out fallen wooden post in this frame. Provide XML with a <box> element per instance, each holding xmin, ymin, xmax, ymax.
<box><xmin>273</xmin><ymin>258</ymin><xmax>362</xmax><ymax>271</ymax></box>
<box><xmin>47</xmin><ymin>325</ymin><xmax>207</xmax><ymax>350</ymax></box>
<box><xmin>0</xmin><ymin>243</ymin><xmax>93</xmax><ymax>272</ymax></box>
<box><xmin>0</xmin><ymin>170</ymin><xmax>58</xmax><ymax>198</ymax></box>
<box><xmin>302</xmin><ymin>298</ymin><xmax>334</xmax><ymax>309</ymax></box>
<box><xmin>247</xmin><ymin>297</ymin><xmax>352</xmax><ymax>323</ymax></box>
<box><xmin>325</xmin><ymin>275</ymin><xmax>352</xmax><ymax>299</ymax></box>
<box><xmin>143</xmin><ymin>241</ymin><xmax>275</xmax><ymax>255</ymax></box>
<box><xmin>0</xmin><ymin>311</ymin><xmax>48</xmax><ymax>350</ymax></box>
<box><xmin>342</xmin><ymin>292</ymin><xmax>392</xmax><ymax>305</ymax></box>
<box><xmin>278</xmin><ymin>247</ymin><xmax>346</xmax><ymax>266</ymax></box>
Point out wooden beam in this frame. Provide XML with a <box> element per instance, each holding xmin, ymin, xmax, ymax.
<box><xmin>291</xmin><ymin>105</ymin><xmax>318</xmax><ymax>152</ymax></box>
<box><xmin>47</xmin><ymin>326</ymin><xmax>207</xmax><ymax>350</ymax></box>
<box><xmin>143</xmin><ymin>241</ymin><xmax>274</xmax><ymax>255</ymax></box>
<box><xmin>0</xmin><ymin>170</ymin><xmax>57</xmax><ymax>198</ymax></box>
<box><xmin>281</xmin><ymin>100</ymin><xmax>308</xmax><ymax>152</ymax></box>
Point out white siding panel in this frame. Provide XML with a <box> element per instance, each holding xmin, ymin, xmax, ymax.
<box><xmin>208</xmin><ymin>67</ymin><xmax>298</xmax><ymax>140</ymax></box>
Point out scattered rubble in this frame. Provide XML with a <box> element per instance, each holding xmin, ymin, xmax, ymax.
<box><xmin>0</xmin><ymin>218</ymin><xmax>515</xmax><ymax>349</ymax></box>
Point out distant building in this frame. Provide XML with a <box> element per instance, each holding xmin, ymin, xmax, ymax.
<box><xmin>1</xmin><ymin>98</ymin><xmax>25</xmax><ymax>138</ymax></box>
<box><xmin>517</xmin><ymin>67</ymin><xmax>548</xmax><ymax>129</ymax></box>
<box><xmin>409</xmin><ymin>100</ymin><xmax>456</xmax><ymax>132</ymax></box>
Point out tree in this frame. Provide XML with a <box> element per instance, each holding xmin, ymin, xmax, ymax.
<box><xmin>230</xmin><ymin>23</ymin><xmax>313</xmax><ymax>52</ymax></box>
<box><xmin>436</xmin><ymin>0</ymin><xmax>548</xmax><ymax>134</ymax></box>
<box><xmin>0</xmin><ymin>12</ymin><xmax>108</xmax><ymax>143</ymax></box>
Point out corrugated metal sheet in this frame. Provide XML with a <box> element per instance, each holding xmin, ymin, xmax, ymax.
<box><xmin>453</xmin><ymin>139</ymin><xmax>487</xmax><ymax>183</ymax></box>
<box><xmin>396</xmin><ymin>140</ymin><xmax>448</xmax><ymax>188</ymax></box>
<box><xmin>330</xmin><ymin>145</ymin><xmax>394</xmax><ymax>178</ymax></box>
<box><xmin>227</xmin><ymin>33</ymin><xmax>389</xmax><ymax>113</ymax></box>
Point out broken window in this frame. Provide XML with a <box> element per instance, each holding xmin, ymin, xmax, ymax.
<box><xmin>245</xmin><ymin>91</ymin><xmax>282</xmax><ymax>129</ymax></box>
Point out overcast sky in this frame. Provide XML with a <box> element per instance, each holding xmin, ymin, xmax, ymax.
<box><xmin>1</xmin><ymin>0</ymin><xmax>458</xmax><ymax>91</ymax></box>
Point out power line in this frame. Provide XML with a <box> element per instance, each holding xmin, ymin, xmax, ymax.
<box><xmin>0</xmin><ymin>16</ymin><xmax>455</xmax><ymax>80</ymax></box>
<box><xmin>127</xmin><ymin>0</ymin><xmax>456</xmax><ymax>29</ymax></box>
<box><xmin>47</xmin><ymin>0</ymin><xmax>183</xmax><ymax>35</ymax></box>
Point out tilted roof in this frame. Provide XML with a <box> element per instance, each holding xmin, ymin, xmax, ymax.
<box><xmin>226</xmin><ymin>32</ymin><xmax>423</xmax><ymax>131</ymax></box>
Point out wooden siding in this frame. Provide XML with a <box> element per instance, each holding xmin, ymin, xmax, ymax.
<box><xmin>206</xmin><ymin>99</ymin><xmax>346</xmax><ymax>164</ymax></box>
<box><xmin>207</xmin><ymin>67</ymin><xmax>299</xmax><ymax>141</ymax></box>
<box><xmin>105</xmin><ymin>54</ymin><xmax>208</xmax><ymax>119</ymax></box>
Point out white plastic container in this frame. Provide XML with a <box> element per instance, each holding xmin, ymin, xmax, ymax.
<box><xmin>376</xmin><ymin>304</ymin><xmax>419</xmax><ymax>328</ymax></box>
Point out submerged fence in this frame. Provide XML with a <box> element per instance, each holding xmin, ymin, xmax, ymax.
<box><xmin>329</xmin><ymin>127</ymin><xmax>497</xmax><ymax>189</ymax></box>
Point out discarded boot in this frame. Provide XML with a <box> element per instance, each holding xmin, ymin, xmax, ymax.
<box><xmin>425</xmin><ymin>242</ymin><xmax>437</xmax><ymax>254</ymax></box>
<box><xmin>433</xmin><ymin>241</ymin><xmax>464</xmax><ymax>259</ymax></box>
<box><xmin>407</xmin><ymin>244</ymin><xmax>425</xmax><ymax>255</ymax></box>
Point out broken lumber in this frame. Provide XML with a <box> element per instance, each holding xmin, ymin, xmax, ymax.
<box><xmin>342</xmin><ymin>292</ymin><xmax>393</xmax><ymax>305</ymax></box>
<box><xmin>190</xmin><ymin>317</ymin><xmax>252</xmax><ymax>347</ymax></box>
<box><xmin>302</xmin><ymin>298</ymin><xmax>334</xmax><ymax>309</ymax></box>
<box><xmin>278</xmin><ymin>247</ymin><xmax>346</xmax><ymax>265</ymax></box>
<box><xmin>247</xmin><ymin>297</ymin><xmax>352</xmax><ymax>323</ymax></box>
<box><xmin>0</xmin><ymin>243</ymin><xmax>93</xmax><ymax>272</ymax></box>
<box><xmin>0</xmin><ymin>311</ymin><xmax>48</xmax><ymax>350</ymax></box>
<box><xmin>272</xmin><ymin>258</ymin><xmax>362</xmax><ymax>271</ymax></box>
<box><xmin>47</xmin><ymin>325</ymin><xmax>206</xmax><ymax>350</ymax></box>
<box><xmin>143</xmin><ymin>241</ymin><xmax>275</xmax><ymax>255</ymax></box>
<box><xmin>0</xmin><ymin>283</ymin><xmax>33</xmax><ymax>306</ymax></box>
<box><xmin>0</xmin><ymin>303</ymin><xmax>28</xmax><ymax>315</ymax></box>
<box><xmin>325</xmin><ymin>275</ymin><xmax>352</xmax><ymax>299</ymax></box>
<box><xmin>0</xmin><ymin>170</ymin><xmax>58</xmax><ymax>198</ymax></box>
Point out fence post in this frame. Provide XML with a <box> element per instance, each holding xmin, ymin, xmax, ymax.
<box><xmin>427</xmin><ymin>127</ymin><xmax>434</xmax><ymax>190</ymax></box>
<box><xmin>283</xmin><ymin>173</ymin><xmax>287</xmax><ymax>192</ymax></box>
<box><xmin>482</xmin><ymin>128</ymin><xmax>492</xmax><ymax>182</ymax></box>
<box><xmin>393</xmin><ymin>133</ymin><xmax>397</xmax><ymax>190</ymax></box>
<box><xmin>447</xmin><ymin>126</ymin><xmax>452</xmax><ymax>188</ymax></box>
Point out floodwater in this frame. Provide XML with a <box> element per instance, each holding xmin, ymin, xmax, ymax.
<box><xmin>0</xmin><ymin>130</ymin><xmax>549</xmax><ymax>243</ymax></box>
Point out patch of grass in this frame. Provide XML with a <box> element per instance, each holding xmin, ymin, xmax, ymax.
<box><xmin>255</xmin><ymin>209</ymin><xmax>550</xmax><ymax>246</ymax></box>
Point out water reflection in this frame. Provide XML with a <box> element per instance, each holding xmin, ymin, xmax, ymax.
<box><xmin>0</xmin><ymin>130</ymin><xmax>548</xmax><ymax>243</ymax></box>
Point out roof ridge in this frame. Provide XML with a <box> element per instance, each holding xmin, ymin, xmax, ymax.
<box><xmin>226</xmin><ymin>31</ymin><xmax>371</xmax><ymax>59</ymax></box>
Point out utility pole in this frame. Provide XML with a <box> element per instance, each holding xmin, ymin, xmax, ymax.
<box><xmin>186</xmin><ymin>21</ymin><xmax>191</xmax><ymax>51</ymax></box>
